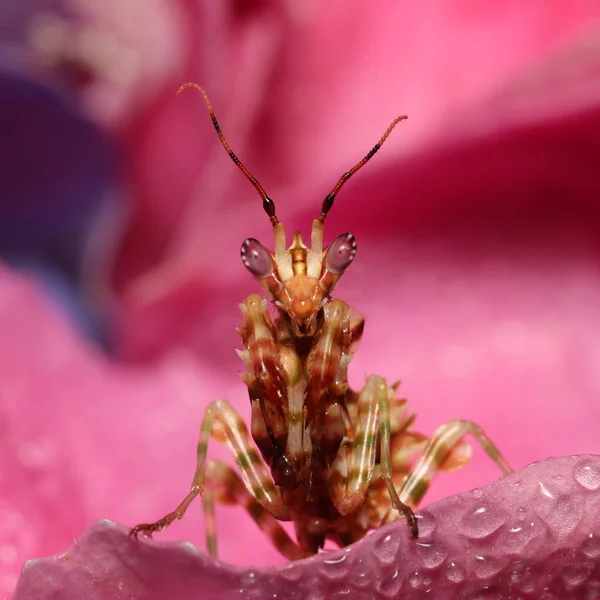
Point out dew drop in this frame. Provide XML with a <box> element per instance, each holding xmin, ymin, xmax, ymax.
<box><xmin>377</xmin><ymin>568</ymin><xmax>402</xmax><ymax>597</ymax></box>
<box><xmin>372</xmin><ymin>531</ymin><xmax>400</xmax><ymax>566</ymax></box>
<box><xmin>324</xmin><ymin>553</ymin><xmax>347</xmax><ymax>564</ymax></box>
<box><xmin>562</xmin><ymin>560</ymin><xmax>594</xmax><ymax>587</ymax></box>
<box><xmin>472</xmin><ymin>554</ymin><xmax>505</xmax><ymax>579</ymax></box>
<box><xmin>353</xmin><ymin>569</ymin><xmax>373</xmax><ymax>589</ymax></box>
<box><xmin>415</xmin><ymin>540</ymin><xmax>448</xmax><ymax>569</ymax></box>
<box><xmin>501</xmin><ymin>516</ymin><xmax>546</xmax><ymax>555</ymax></box>
<box><xmin>408</xmin><ymin>571</ymin><xmax>425</xmax><ymax>589</ymax></box>
<box><xmin>446</xmin><ymin>560</ymin><xmax>466</xmax><ymax>583</ymax></box>
<box><xmin>462</xmin><ymin>504</ymin><xmax>507</xmax><ymax>539</ymax></box>
<box><xmin>511</xmin><ymin>562</ymin><xmax>543</xmax><ymax>594</ymax></box>
<box><xmin>574</xmin><ymin>458</ymin><xmax>600</xmax><ymax>491</ymax></box>
<box><xmin>321</xmin><ymin>551</ymin><xmax>352</xmax><ymax>580</ymax></box>
<box><xmin>414</xmin><ymin>510</ymin><xmax>437</xmax><ymax>538</ymax></box>
<box><xmin>279</xmin><ymin>562</ymin><xmax>302</xmax><ymax>582</ymax></box>
<box><xmin>582</xmin><ymin>533</ymin><xmax>600</xmax><ymax>558</ymax></box>
<box><xmin>351</xmin><ymin>557</ymin><xmax>374</xmax><ymax>589</ymax></box>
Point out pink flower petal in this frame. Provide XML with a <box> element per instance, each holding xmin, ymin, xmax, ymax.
<box><xmin>13</xmin><ymin>455</ymin><xmax>600</xmax><ymax>600</ymax></box>
<box><xmin>0</xmin><ymin>264</ymin><xmax>236</xmax><ymax>593</ymax></box>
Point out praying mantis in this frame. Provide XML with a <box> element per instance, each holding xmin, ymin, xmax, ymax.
<box><xmin>131</xmin><ymin>83</ymin><xmax>512</xmax><ymax>559</ymax></box>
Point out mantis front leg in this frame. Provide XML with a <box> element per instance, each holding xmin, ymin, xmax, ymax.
<box><xmin>201</xmin><ymin>459</ymin><xmax>303</xmax><ymax>559</ymax></box>
<box><xmin>327</xmin><ymin>375</ymin><xmax>419</xmax><ymax>538</ymax></box>
<box><xmin>130</xmin><ymin>399</ymin><xmax>290</xmax><ymax>539</ymax></box>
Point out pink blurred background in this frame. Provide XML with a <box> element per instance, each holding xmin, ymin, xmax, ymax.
<box><xmin>2</xmin><ymin>1</ymin><xmax>600</xmax><ymax>596</ymax></box>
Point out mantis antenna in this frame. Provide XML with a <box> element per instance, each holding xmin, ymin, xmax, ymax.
<box><xmin>177</xmin><ymin>82</ymin><xmax>279</xmax><ymax>226</ymax></box>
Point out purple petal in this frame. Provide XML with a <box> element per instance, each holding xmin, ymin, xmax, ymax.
<box><xmin>13</xmin><ymin>455</ymin><xmax>600</xmax><ymax>600</ymax></box>
<box><xmin>0</xmin><ymin>70</ymin><xmax>113</xmax><ymax>259</ymax></box>
<box><xmin>0</xmin><ymin>68</ymin><xmax>115</xmax><ymax>341</ymax></box>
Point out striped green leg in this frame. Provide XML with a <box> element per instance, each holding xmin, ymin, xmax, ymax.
<box><xmin>328</xmin><ymin>375</ymin><xmax>418</xmax><ymax>537</ymax></box>
<box><xmin>131</xmin><ymin>399</ymin><xmax>289</xmax><ymax>538</ymax></box>
<box><xmin>202</xmin><ymin>459</ymin><xmax>303</xmax><ymax>560</ymax></box>
<box><xmin>398</xmin><ymin>419</ymin><xmax>513</xmax><ymax>508</ymax></box>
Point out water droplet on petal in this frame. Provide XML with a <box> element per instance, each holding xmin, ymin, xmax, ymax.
<box><xmin>574</xmin><ymin>457</ymin><xmax>600</xmax><ymax>491</ymax></box>
<box><xmin>321</xmin><ymin>551</ymin><xmax>352</xmax><ymax>580</ymax></box>
<box><xmin>510</xmin><ymin>561</ymin><xmax>544</xmax><ymax>593</ymax></box>
<box><xmin>279</xmin><ymin>562</ymin><xmax>302</xmax><ymax>582</ymax></box>
<box><xmin>472</xmin><ymin>554</ymin><xmax>505</xmax><ymax>579</ymax></box>
<box><xmin>414</xmin><ymin>510</ymin><xmax>437</xmax><ymax>538</ymax></box>
<box><xmin>472</xmin><ymin>487</ymin><xmax>484</xmax><ymax>499</ymax></box>
<box><xmin>582</xmin><ymin>533</ymin><xmax>600</xmax><ymax>558</ymax></box>
<box><xmin>372</xmin><ymin>530</ymin><xmax>401</xmax><ymax>566</ymax></box>
<box><xmin>408</xmin><ymin>571</ymin><xmax>425</xmax><ymax>589</ymax></box>
<box><xmin>462</xmin><ymin>503</ymin><xmax>507</xmax><ymax>539</ymax></box>
<box><xmin>446</xmin><ymin>560</ymin><xmax>466</xmax><ymax>583</ymax></box>
<box><xmin>415</xmin><ymin>541</ymin><xmax>447</xmax><ymax>569</ymax></box>
<box><xmin>377</xmin><ymin>568</ymin><xmax>402</xmax><ymax>598</ymax></box>
<box><xmin>501</xmin><ymin>516</ymin><xmax>547</xmax><ymax>555</ymax></box>
<box><xmin>352</xmin><ymin>557</ymin><xmax>374</xmax><ymax>589</ymax></box>
<box><xmin>562</xmin><ymin>559</ymin><xmax>594</xmax><ymax>587</ymax></box>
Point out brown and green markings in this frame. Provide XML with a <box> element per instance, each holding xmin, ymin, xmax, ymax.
<box><xmin>130</xmin><ymin>83</ymin><xmax>513</xmax><ymax>559</ymax></box>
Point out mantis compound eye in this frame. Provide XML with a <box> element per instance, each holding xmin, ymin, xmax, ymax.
<box><xmin>325</xmin><ymin>233</ymin><xmax>357</xmax><ymax>274</ymax></box>
<box><xmin>241</xmin><ymin>238</ymin><xmax>274</xmax><ymax>279</ymax></box>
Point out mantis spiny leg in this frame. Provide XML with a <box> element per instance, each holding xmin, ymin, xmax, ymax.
<box><xmin>131</xmin><ymin>399</ymin><xmax>289</xmax><ymax>539</ymax></box>
<box><xmin>328</xmin><ymin>375</ymin><xmax>418</xmax><ymax>537</ymax></box>
<box><xmin>398</xmin><ymin>419</ymin><xmax>513</xmax><ymax>509</ymax></box>
<box><xmin>202</xmin><ymin>459</ymin><xmax>303</xmax><ymax>560</ymax></box>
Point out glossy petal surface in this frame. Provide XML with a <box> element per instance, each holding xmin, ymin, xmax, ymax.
<box><xmin>13</xmin><ymin>455</ymin><xmax>600</xmax><ymax>600</ymax></box>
